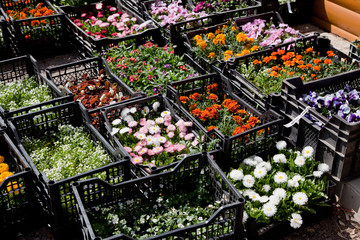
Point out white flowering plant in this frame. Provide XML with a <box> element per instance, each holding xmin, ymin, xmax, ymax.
<box><xmin>228</xmin><ymin>141</ymin><xmax>331</xmax><ymax>229</ymax></box>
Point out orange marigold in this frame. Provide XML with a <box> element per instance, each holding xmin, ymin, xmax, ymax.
<box><xmin>327</xmin><ymin>50</ymin><xmax>335</xmax><ymax>57</ymax></box>
<box><xmin>232</xmin><ymin>126</ymin><xmax>244</xmax><ymax>136</ymax></box>
<box><xmin>313</xmin><ymin>65</ymin><xmax>321</xmax><ymax>71</ymax></box>
<box><xmin>313</xmin><ymin>59</ymin><xmax>321</xmax><ymax>64</ymax></box>
<box><xmin>236</xmin><ymin>32</ymin><xmax>247</xmax><ymax>42</ymax></box>
<box><xmin>208</xmin><ymin>52</ymin><xmax>216</xmax><ymax>59</ymax></box>
<box><xmin>189</xmin><ymin>93</ymin><xmax>201</xmax><ymax>101</ymax></box>
<box><xmin>180</xmin><ymin>96</ymin><xmax>189</xmax><ymax>104</ymax></box>
<box><xmin>206</xmin><ymin>32</ymin><xmax>215</xmax><ymax>40</ymax></box>
<box><xmin>324</xmin><ymin>59</ymin><xmax>332</xmax><ymax>64</ymax></box>
<box><xmin>207</xmin><ymin>126</ymin><xmax>217</xmax><ymax>131</ymax></box>
<box><xmin>207</xmin><ymin>93</ymin><xmax>218</xmax><ymax>101</ymax></box>
<box><xmin>206</xmin><ymin>83</ymin><xmax>218</xmax><ymax>92</ymax></box>
<box><xmin>252</xmin><ymin>59</ymin><xmax>262</xmax><ymax>65</ymax></box>
<box><xmin>233</xmin><ymin>115</ymin><xmax>243</xmax><ymax>125</ymax></box>
<box><xmin>305</xmin><ymin>47</ymin><xmax>313</xmax><ymax>54</ymax></box>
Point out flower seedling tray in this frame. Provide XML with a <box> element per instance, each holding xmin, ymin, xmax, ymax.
<box><xmin>58</xmin><ymin>0</ymin><xmax>158</xmax><ymax>57</ymax></box>
<box><xmin>0</xmin><ymin>0</ymin><xmax>67</xmax><ymax>56</ymax></box>
<box><xmin>184</xmin><ymin>11</ymin><xmax>288</xmax><ymax>74</ymax></box>
<box><xmin>225</xmin><ymin>34</ymin><xmax>357</xmax><ymax>110</ymax></box>
<box><xmin>7</xmin><ymin>101</ymin><xmax>136</xmax><ymax>230</ymax></box>
<box><xmin>99</xmin><ymin>94</ymin><xmax>213</xmax><ymax>176</ymax></box>
<box><xmin>73</xmin><ymin>152</ymin><xmax>245</xmax><ymax>240</ymax></box>
<box><xmin>166</xmin><ymin>73</ymin><xmax>283</xmax><ymax>164</ymax></box>
<box><xmin>280</xmin><ymin>68</ymin><xmax>360</xmax><ymax>181</ymax></box>
<box><xmin>0</xmin><ymin>131</ymin><xmax>41</xmax><ymax>238</ymax></box>
<box><xmin>0</xmin><ymin>55</ymin><xmax>73</xmax><ymax>120</ymax></box>
<box><xmin>349</xmin><ymin>40</ymin><xmax>360</xmax><ymax>61</ymax></box>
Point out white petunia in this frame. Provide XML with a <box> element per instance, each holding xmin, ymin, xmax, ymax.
<box><xmin>229</xmin><ymin>169</ymin><xmax>244</xmax><ymax>181</ymax></box>
<box><xmin>318</xmin><ymin>163</ymin><xmax>330</xmax><ymax>172</ymax></box>
<box><xmin>293</xmin><ymin>192</ymin><xmax>308</xmax><ymax>206</ymax></box>
<box><xmin>294</xmin><ymin>156</ymin><xmax>306</xmax><ymax>167</ymax></box>
<box><xmin>242</xmin><ymin>211</ymin><xmax>248</xmax><ymax>223</ymax></box>
<box><xmin>273</xmin><ymin>188</ymin><xmax>286</xmax><ymax>199</ymax></box>
<box><xmin>152</xmin><ymin>102</ymin><xmax>161</xmax><ymax>111</ymax></box>
<box><xmin>273</xmin><ymin>154</ymin><xmax>286</xmax><ymax>163</ymax></box>
<box><xmin>290</xmin><ymin>213</ymin><xmax>303</xmax><ymax>229</ymax></box>
<box><xmin>262</xmin><ymin>184</ymin><xmax>271</xmax><ymax>192</ymax></box>
<box><xmin>254</xmin><ymin>167</ymin><xmax>267</xmax><ymax>179</ymax></box>
<box><xmin>276</xmin><ymin>140</ymin><xmax>287</xmax><ymax>150</ymax></box>
<box><xmin>287</xmin><ymin>179</ymin><xmax>299</xmax><ymax>188</ymax></box>
<box><xmin>274</xmin><ymin>172</ymin><xmax>288</xmax><ymax>184</ymax></box>
<box><xmin>110</xmin><ymin>128</ymin><xmax>120</xmax><ymax>136</ymax></box>
<box><xmin>259</xmin><ymin>196</ymin><xmax>269</xmax><ymax>203</ymax></box>
<box><xmin>262</xmin><ymin>203</ymin><xmax>277</xmax><ymax>217</ymax></box>
<box><xmin>120</xmin><ymin>127</ymin><xmax>130</xmax><ymax>134</ymax></box>
<box><xmin>313</xmin><ymin>170</ymin><xmax>323</xmax><ymax>178</ymax></box>
<box><xmin>302</xmin><ymin>146</ymin><xmax>314</xmax><ymax>158</ymax></box>
<box><xmin>112</xmin><ymin>119</ymin><xmax>122</xmax><ymax>125</ymax></box>
<box><xmin>242</xmin><ymin>175</ymin><xmax>255</xmax><ymax>188</ymax></box>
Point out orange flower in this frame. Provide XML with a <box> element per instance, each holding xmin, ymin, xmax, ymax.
<box><xmin>233</xmin><ymin>115</ymin><xmax>243</xmax><ymax>125</ymax></box>
<box><xmin>271</xmin><ymin>66</ymin><xmax>280</xmax><ymax>71</ymax></box>
<box><xmin>248</xmin><ymin>116</ymin><xmax>260</xmax><ymax>126</ymax></box>
<box><xmin>311</xmin><ymin>74</ymin><xmax>316</xmax><ymax>78</ymax></box>
<box><xmin>237</xmin><ymin>109</ymin><xmax>248</xmax><ymax>116</ymax></box>
<box><xmin>327</xmin><ymin>50</ymin><xmax>335</xmax><ymax>57</ymax></box>
<box><xmin>207</xmin><ymin>93</ymin><xmax>218</xmax><ymax>101</ymax></box>
<box><xmin>236</xmin><ymin>32</ymin><xmax>247</xmax><ymax>42</ymax></box>
<box><xmin>288</xmin><ymin>71</ymin><xmax>295</xmax><ymax>76</ymax></box>
<box><xmin>242</xmin><ymin>124</ymin><xmax>252</xmax><ymax>131</ymax></box>
<box><xmin>324</xmin><ymin>59</ymin><xmax>332</xmax><ymax>64</ymax></box>
<box><xmin>193</xmin><ymin>35</ymin><xmax>202</xmax><ymax>42</ymax></box>
<box><xmin>251</xmin><ymin>45</ymin><xmax>259</xmax><ymax>52</ymax></box>
<box><xmin>189</xmin><ymin>93</ymin><xmax>201</xmax><ymax>101</ymax></box>
<box><xmin>189</xmin><ymin>103</ymin><xmax>197</xmax><ymax>110</ymax></box>
<box><xmin>208</xmin><ymin>52</ymin><xmax>216</xmax><ymax>59</ymax></box>
<box><xmin>191</xmin><ymin>108</ymin><xmax>202</xmax><ymax>117</ymax></box>
<box><xmin>207</xmin><ymin>126</ymin><xmax>217</xmax><ymax>131</ymax></box>
<box><xmin>298</xmin><ymin>65</ymin><xmax>307</xmax><ymax>70</ymax></box>
<box><xmin>283</xmin><ymin>61</ymin><xmax>294</xmax><ymax>67</ymax></box>
<box><xmin>252</xmin><ymin>59</ymin><xmax>262</xmax><ymax>65</ymax></box>
<box><xmin>313</xmin><ymin>65</ymin><xmax>321</xmax><ymax>71</ymax></box>
<box><xmin>198</xmin><ymin>41</ymin><xmax>207</xmax><ymax>50</ymax></box>
<box><xmin>277</xmin><ymin>49</ymin><xmax>285</xmax><ymax>55</ymax></box>
<box><xmin>271</xmin><ymin>51</ymin><xmax>278</xmax><ymax>56</ymax></box>
<box><xmin>206</xmin><ymin>32</ymin><xmax>215</xmax><ymax>40</ymax></box>
<box><xmin>206</xmin><ymin>83</ymin><xmax>218</xmax><ymax>92</ymax></box>
<box><xmin>180</xmin><ymin>96</ymin><xmax>189</xmax><ymax>104</ymax></box>
<box><xmin>281</xmin><ymin>55</ymin><xmax>291</xmax><ymax>61</ymax></box>
<box><xmin>212</xmin><ymin>104</ymin><xmax>222</xmax><ymax>110</ymax></box>
<box><xmin>232</xmin><ymin>126</ymin><xmax>244</xmax><ymax>136</ymax></box>
<box><xmin>213</xmin><ymin>33</ymin><xmax>225</xmax><ymax>45</ymax></box>
<box><xmin>305</xmin><ymin>47</ymin><xmax>313</xmax><ymax>54</ymax></box>
<box><xmin>222</xmin><ymin>99</ymin><xmax>239</xmax><ymax>112</ymax></box>
<box><xmin>313</xmin><ymin>59</ymin><xmax>321</xmax><ymax>64</ymax></box>
<box><xmin>262</xmin><ymin>56</ymin><xmax>271</xmax><ymax>63</ymax></box>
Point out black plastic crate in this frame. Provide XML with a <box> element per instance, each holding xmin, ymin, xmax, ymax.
<box><xmin>45</xmin><ymin>56</ymin><xmax>140</xmax><ymax>111</ymax></box>
<box><xmin>73</xmin><ymin>151</ymin><xmax>245</xmax><ymax>240</ymax></box>
<box><xmin>225</xmin><ymin>34</ymin><xmax>356</xmax><ymax>109</ymax></box>
<box><xmin>349</xmin><ymin>41</ymin><xmax>360</xmax><ymax>61</ymax></box>
<box><xmin>166</xmin><ymin>73</ymin><xmax>284</xmax><ymax>164</ymax></box>
<box><xmin>187</xmin><ymin>0</ymin><xmax>261</xmax><ymax>16</ymax></box>
<box><xmin>0</xmin><ymin>0</ymin><xmax>67</xmax><ymax>56</ymax></box>
<box><xmin>6</xmin><ymin>101</ymin><xmax>135</xmax><ymax>229</ymax></box>
<box><xmin>0</xmin><ymin>16</ymin><xmax>16</xmax><ymax>60</ymax></box>
<box><xmin>0</xmin><ymin>55</ymin><xmax>72</xmax><ymax>120</ymax></box>
<box><xmin>99</xmin><ymin>94</ymin><xmax>214</xmax><ymax>176</ymax></box>
<box><xmin>58</xmin><ymin>0</ymin><xmax>159</xmax><ymax>57</ymax></box>
<box><xmin>0</xmin><ymin>131</ymin><xmax>41</xmax><ymax>237</ymax></box>
<box><xmin>280</xmin><ymin>68</ymin><xmax>360</xmax><ymax>181</ymax></box>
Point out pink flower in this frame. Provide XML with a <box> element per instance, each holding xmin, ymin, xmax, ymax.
<box><xmin>75</xmin><ymin>22</ymin><xmax>83</xmax><ymax>27</ymax></box>
<box><xmin>155</xmin><ymin>117</ymin><xmax>164</xmax><ymax>124</ymax></box>
<box><xmin>164</xmin><ymin>115</ymin><xmax>172</xmax><ymax>122</ymax></box>
<box><xmin>176</xmin><ymin>144</ymin><xmax>186</xmax><ymax>152</ymax></box>
<box><xmin>95</xmin><ymin>2</ymin><xmax>103</xmax><ymax>10</ymax></box>
<box><xmin>138</xmin><ymin>140</ymin><xmax>147</xmax><ymax>147</ymax></box>
<box><xmin>192</xmin><ymin>138</ymin><xmax>199</xmax><ymax>146</ymax></box>
<box><xmin>178</xmin><ymin>125</ymin><xmax>187</xmax><ymax>132</ymax></box>
<box><xmin>131</xmin><ymin>17</ymin><xmax>137</xmax><ymax>22</ymax></box>
<box><xmin>153</xmin><ymin>146</ymin><xmax>164</xmax><ymax>154</ymax></box>
<box><xmin>99</xmin><ymin>22</ymin><xmax>110</xmax><ymax>28</ymax></box>
<box><xmin>179</xmin><ymin>132</ymin><xmax>185</xmax><ymax>138</ymax></box>
<box><xmin>184</xmin><ymin>133</ymin><xmax>194</xmax><ymax>141</ymax></box>
<box><xmin>167</xmin><ymin>132</ymin><xmax>175</xmax><ymax>138</ymax></box>
<box><xmin>128</xmin><ymin>121</ymin><xmax>138</xmax><ymax>128</ymax></box>
<box><xmin>167</xmin><ymin>124</ymin><xmax>176</xmax><ymax>132</ymax></box>
<box><xmin>164</xmin><ymin>141</ymin><xmax>172</xmax><ymax>148</ymax></box>
<box><xmin>184</xmin><ymin>121</ymin><xmax>193</xmax><ymax>127</ymax></box>
<box><xmin>147</xmin><ymin>149</ymin><xmax>155</xmax><ymax>156</ymax></box>
<box><xmin>131</xmin><ymin>156</ymin><xmax>143</xmax><ymax>165</ymax></box>
<box><xmin>81</xmin><ymin>13</ymin><xmax>87</xmax><ymax>18</ymax></box>
<box><xmin>175</xmin><ymin>119</ymin><xmax>184</xmax><ymax>127</ymax></box>
<box><xmin>97</xmin><ymin>11</ymin><xmax>104</xmax><ymax>18</ymax></box>
<box><xmin>138</xmin><ymin>148</ymin><xmax>148</xmax><ymax>156</ymax></box>
<box><xmin>146</xmin><ymin>120</ymin><xmax>156</xmax><ymax>127</ymax></box>
<box><xmin>134</xmin><ymin>145</ymin><xmax>142</xmax><ymax>152</ymax></box>
<box><xmin>140</xmin><ymin>118</ymin><xmax>147</xmax><ymax>126</ymax></box>
<box><xmin>124</xmin><ymin>146</ymin><xmax>132</xmax><ymax>153</ymax></box>
<box><xmin>139</xmin><ymin>126</ymin><xmax>148</xmax><ymax>134</ymax></box>
<box><xmin>165</xmin><ymin>147</ymin><xmax>175</xmax><ymax>153</ymax></box>
<box><xmin>159</xmin><ymin>136</ymin><xmax>166</xmax><ymax>143</ymax></box>
<box><xmin>130</xmin><ymin>152</ymin><xmax>136</xmax><ymax>157</ymax></box>
<box><xmin>164</xmin><ymin>121</ymin><xmax>170</xmax><ymax>126</ymax></box>
<box><xmin>109</xmin><ymin>7</ymin><xmax>117</xmax><ymax>11</ymax></box>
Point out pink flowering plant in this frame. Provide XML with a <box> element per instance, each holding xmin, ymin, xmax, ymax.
<box><xmin>149</xmin><ymin>0</ymin><xmax>207</xmax><ymax>27</ymax></box>
<box><xmin>193</xmin><ymin>0</ymin><xmax>256</xmax><ymax>14</ymax></box>
<box><xmin>70</xmin><ymin>1</ymin><xmax>148</xmax><ymax>39</ymax></box>
<box><xmin>109</xmin><ymin>100</ymin><xmax>207</xmax><ymax>169</ymax></box>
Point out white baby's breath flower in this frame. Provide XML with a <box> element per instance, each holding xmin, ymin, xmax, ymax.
<box><xmin>273</xmin><ymin>154</ymin><xmax>286</xmax><ymax>163</ymax></box>
<box><xmin>229</xmin><ymin>169</ymin><xmax>244</xmax><ymax>181</ymax></box>
<box><xmin>262</xmin><ymin>203</ymin><xmax>277</xmax><ymax>217</ymax></box>
<box><xmin>274</xmin><ymin>172</ymin><xmax>288</xmax><ymax>184</ymax></box>
<box><xmin>294</xmin><ymin>156</ymin><xmax>306</xmax><ymax>167</ymax></box>
<box><xmin>273</xmin><ymin>188</ymin><xmax>286</xmax><ymax>199</ymax></box>
<box><xmin>262</xmin><ymin>184</ymin><xmax>271</xmax><ymax>192</ymax></box>
<box><xmin>318</xmin><ymin>163</ymin><xmax>330</xmax><ymax>172</ymax></box>
<box><xmin>302</xmin><ymin>146</ymin><xmax>314</xmax><ymax>158</ymax></box>
<box><xmin>254</xmin><ymin>167</ymin><xmax>267</xmax><ymax>179</ymax></box>
<box><xmin>111</xmin><ymin>128</ymin><xmax>120</xmax><ymax>136</ymax></box>
<box><xmin>290</xmin><ymin>213</ymin><xmax>303</xmax><ymax>229</ymax></box>
<box><xmin>112</xmin><ymin>119</ymin><xmax>122</xmax><ymax>125</ymax></box>
<box><xmin>152</xmin><ymin>101</ymin><xmax>161</xmax><ymax>111</ymax></box>
<box><xmin>242</xmin><ymin>175</ymin><xmax>255</xmax><ymax>188</ymax></box>
<box><xmin>276</xmin><ymin>140</ymin><xmax>287</xmax><ymax>150</ymax></box>
<box><xmin>313</xmin><ymin>170</ymin><xmax>323</xmax><ymax>178</ymax></box>
<box><xmin>293</xmin><ymin>192</ymin><xmax>308</xmax><ymax>206</ymax></box>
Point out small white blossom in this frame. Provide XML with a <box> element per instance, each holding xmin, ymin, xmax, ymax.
<box><xmin>287</xmin><ymin>179</ymin><xmax>299</xmax><ymax>188</ymax></box>
<box><xmin>254</xmin><ymin>167</ymin><xmax>267</xmax><ymax>179</ymax></box>
<box><xmin>290</xmin><ymin>213</ymin><xmax>303</xmax><ymax>229</ymax></box>
<box><xmin>268</xmin><ymin>195</ymin><xmax>281</xmax><ymax>205</ymax></box>
<box><xmin>260</xmin><ymin>196</ymin><xmax>269</xmax><ymax>203</ymax></box>
<box><xmin>276</xmin><ymin>140</ymin><xmax>287</xmax><ymax>150</ymax></box>
<box><xmin>229</xmin><ymin>169</ymin><xmax>244</xmax><ymax>181</ymax></box>
<box><xmin>152</xmin><ymin>101</ymin><xmax>161</xmax><ymax>111</ymax></box>
<box><xmin>142</xmin><ymin>106</ymin><xmax>150</xmax><ymax>115</ymax></box>
<box><xmin>161</xmin><ymin>110</ymin><xmax>171</xmax><ymax>117</ymax></box>
<box><xmin>294</xmin><ymin>156</ymin><xmax>306</xmax><ymax>167</ymax></box>
<box><xmin>123</xmin><ymin>115</ymin><xmax>134</xmax><ymax>123</ymax></box>
<box><xmin>274</xmin><ymin>172</ymin><xmax>288</xmax><ymax>184</ymax></box>
<box><xmin>120</xmin><ymin>127</ymin><xmax>130</xmax><ymax>134</ymax></box>
<box><xmin>262</xmin><ymin>184</ymin><xmax>271</xmax><ymax>192</ymax></box>
<box><xmin>242</xmin><ymin>211</ymin><xmax>248</xmax><ymax>223</ymax></box>
<box><xmin>262</xmin><ymin>203</ymin><xmax>277</xmax><ymax>217</ymax></box>
<box><xmin>254</xmin><ymin>156</ymin><xmax>263</xmax><ymax>163</ymax></box>
<box><xmin>121</xmin><ymin>108</ymin><xmax>130</xmax><ymax>118</ymax></box>
<box><xmin>273</xmin><ymin>154</ymin><xmax>286</xmax><ymax>163</ymax></box>
<box><xmin>244</xmin><ymin>157</ymin><xmax>257</xmax><ymax>166</ymax></box>
<box><xmin>302</xmin><ymin>146</ymin><xmax>314</xmax><ymax>158</ymax></box>
<box><xmin>313</xmin><ymin>170</ymin><xmax>323</xmax><ymax>178</ymax></box>
<box><xmin>293</xmin><ymin>192</ymin><xmax>308</xmax><ymax>206</ymax></box>
<box><xmin>130</xmin><ymin>107</ymin><xmax>137</xmax><ymax>114</ymax></box>
<box><xmin>273</xmin><ymin>188</ymin><xmax>286</xmax><ymax>199</ymax></box>
<box><xmin>318</xmin><ymin>163</ymin><xmax>330</xmax><ymax>172</ymax></box>
<box><xmin>292</xmin><ymin>174</ymin><xmax>304</xmax><ymax>182</ymax></box>
<box><xmin>110</xmin><ymin>128</ymin><xmax>119</xmax><ymax>136</ymax></box>
<box><xmin>242</xmin><ymin>175</ymin><xmax>255</xmax><ymax>188</ymax></box>
<box><xmin>112</xmin><ymin>119</ymin><xmax>121</xmax><ymax>125</ymax></box>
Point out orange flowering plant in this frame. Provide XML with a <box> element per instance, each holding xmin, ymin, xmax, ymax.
<box><xmin>191</xmin><ymin>18</ymin><xmax>301</xmax><ymax>63</ymax></box>
<box><xmin>180</xmin><ymin>83</ymin><xmax>261</xmax><ymax>137</ymax></box>
<box><xmin>236</xmin><ymin>47</ymin><xmax>359</xmax><ymax>95</ymax></box>
<box><xmin>0</xmin><ymin>155</ymin><xmax>21</xmax><ymax>195</ymax></box>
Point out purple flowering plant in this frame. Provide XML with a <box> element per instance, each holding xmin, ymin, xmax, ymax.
<box><xmin>70</xmin><ymin>2</ymin><xmax>148</xmax><ymax>39</ymax></box>
<box><xmin>300</xmin><ymin>85</ymin><xmax>360</xmax><ymax>123</ymax></box>
<box><xmin>193</xmin><ymin>0</ymin><xmax>255</xmax><ymax>14</ymax></box>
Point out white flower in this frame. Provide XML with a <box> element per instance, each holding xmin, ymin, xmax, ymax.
<box><xmin>244</xmin><ymin>157</ymin><xmax>257</xmax><ymax>166</ymax></box>
<box><xmin>229</xmin><ymin>169</ymin><xmax>244</xmax><ymax>181</ymax></box>
<box><xmin>293</xmin><ymin>192</ymin><xmax>308</xmax><ymax>206</ymax></box>
<box><xmin>149</xmin><ymin>125</ymin><xmax>161</xmax><ymax>134</ymax></box>
<box><xmin>178</xmin><ymin>223</ymin><xmax>185</xmax><ymax>228</ymax></box>
<box><xmin>257</xmin><ymin>162</ymin><xmax>271</xmax><ymax>171</ymax></box>
<box><xmin>294</xmin><ymin>150</ymin><xmax>301</xmax><ymax>156</ymax></box>
<box><xmin>242</xmin><ymin>189</ymin><xmax>255</xmax><ymax>197</ymax></box>
<box><xmin>260</xmin><ymin>196</ymin><xmax>269</xmax><ymax>203</ymax></box>
<box><xmin>262</xmin><ymin>184</ymin><xmax>271</xmax><ymax>192</ymax></box>
<box><xmin>123</xmin><ymin>115</ymin><xmax>134</xmax><ymax>123</ymax></box>
<box><xmin>276</xmin><ymin>140</ymin><xmax>287</xmax><ymax>150</ymax></box>
<box><xmin>136</xmin><ymin>133</ymin><xmax>146</xmax><ymax>140</ymax></box>
<box><xmin>120</xmin><ymin>127</ymin><xmax>130</xmax><ymax>134</ymax></box>
<box><xmin>121</xmin><ymin>108</ymin><xmax>130</xmax><ymax>118</ymax></box>
<box><xmin>145</xmin><ymin>136</ymin><xmax>153</xmax><ymax>145</ymax></box>
<box><xmin>130</xmin><ymin>107</ymin><xmax>137</xmax><ymax>114</ymax></box>
<box><xmin>262</xmin><ymin>203</ymin><xmax>277</xmax><ymax>217</ymax></box>
<box><xmin>292</xmin><ymin>174</ymin><xmax>304</xmax><ymax>182</ymax></box>
<box><xmin>242</xmin><ymin>175</ymin><xmax>255</xmax><ymax>188</ymax></box>
<box><xmin>242</xmin><ymin>211</ymin><xmax>248</xmax><ymax>223</ymax></box>
<box><xmin>155</xmin><ymin>117</ymin><xmax>164</xmax><ymax>124</ymax></box>
<box><xmin>302</xmin><ymin>146</ymin><xmax>314</xmax><ymax>158</ymax></box>
<box><xmin>110</xmin><ymin>128</ymin><xmax>119</xmax><ymax>136</ymax></box>
<box><xmin>268</xmin><ymin>195</ymin><xmax>281</xmax><ymax>205</ymax></box>
<box><xmin>254</xmin><ymin>156</ymin><xmax>263</xmax><ymax>163</ymax></box>
<box><xmin>313</xmin><ymin>170</ymin><xmax>323</xmax><ymax>178</ymax></box>
<box><xmin>254</xmin><ymin>167</ymin><xmax>267</xmax><ymax>179</ymax></box>
<box><xmin>142</xmin><ymin>106</ymin><xmax>150</xmax><ymax>115</ymax></box>
<box><xmin>273</xmin><ymin>154</ymin><xmax>286</xmax><ymax>163</ymax></box>
<box><xmin>287</xmin><ymin>179</ymin><xmax>299</xmax><ymax>188</ymax></box>
<box><xmin>273</xmin><ymin>188</ymin><xmax>286</xmax><ymax>199</ymax></box>
<box><xmin>161</xmin><ymin>110</ymin><xmax>171</xmax><ymax>117</ymax></box>
<box><xmin>152</xmin><ymin>101</ymin><xmax>161</xmax><ymax>111</ymax></box>
<box><xmin>318</xmin><ymin>163</ymin><xmax>330</xmax><ymax>172</ymax></box>
<box><xmin>112</xmin><ymin>119</ymin><xmax>122</xmax><ymax>125</ymax></box>
<box><xmin>294</xmin><ymin>156</ymin><xmax>306</xmax><ymax>167</ymax></box>
<box><xmin>290</xmin><ymin>213</ymin><xmax>303</xmax><ymax>229</ymax></box>
<box><xmin>159</xmin><ymin>136</ymin><xmax>166</xmax><ymax>143</ymax></box>
<box><xmin>249</xmin><ymin>192</ymin><xmax>261</xmax><ymax>202</ymax></box>
<box><xmin>274</xmin><ymin>172</ymin><xmax>288</xmax><ymax>184</ymax></box>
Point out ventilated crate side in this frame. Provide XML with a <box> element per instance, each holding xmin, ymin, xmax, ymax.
<box><xmin>349</xmin><ymin>41</ymin><xmax>360</xmax><ymax>61</ymax></box>
<box><xmin>73</xmin><ymin>152</ymin><xmax>245</xmax><ymax>240</ymax></box>
<box><xmin>7</xmin><ymin>102</ymin><xmax>134</xmax><ymax>229</ymax></box>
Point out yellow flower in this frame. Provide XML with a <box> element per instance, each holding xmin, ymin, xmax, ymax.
<box><xmin>0</xmin><ymin>163</ymin><xmax>9</xmax><ymax>174</ymax></box>
<box><xmin>206</xmin><ymin>32</ymin><xmax>215</xmax><ymax>40</ymax></box>
<box><xmin>193</xmin><ymin>35</ymin><xmax>202</xmax><ymax>42</ymax></box>
<box><xmin>247</xmin><ymin>38</ymin><xmax>255</xmax><ymax>43</ymax></box>
<box><xmin>241</xmin><ymin>49</ymin><xmax>250</xmax><ymax>55</ymax></box>
<box><xmin>224</xmin><ymin>50</ymin><xmax>233</xmax><ymax>60</ymax></box>
<box><xmin>7</xmin><ymin>181</ymin><xmax>22</xmax><ymax>195</ymax></box>
<box><xmin>198</xmin><ymin>40</ymin><xmax>207</xmax><ymax>50</ymax></box>
<box><xmin>0</xmin><ymin>155</ymin><xmax>4</xmax><ymax>163</ymax></box>
<box><xmin>0</xmin><ymin>171</ymin><xmax>13</xmax><ymax>184</ymax></box>
<box><xmin>215</xmin><ymin>28</ymin><xmax>222</xmax><ymax>35</ymax></box>
<box><xmin>208</xmin><ymin>52</ymin><xmax>216</xmax><ymax>59</ymax></box>
<box><xmin>251</xmin><ymin>45</ymin><xmax>259</xmax><ymax>52</ymax></box>
<box><xmin>214</xmin><ymin>34</ymin><xmax>225</xmax><ymax>46</ymax></box>
<box><xmin>236</xmin><ymin>32</ymin><xmax>247</xmax><ymax>42</ymax></box>
<box><xmin>232</xmin><ymin>24</ymin><xmax>237</xmax><ymax>31</ymax></box>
